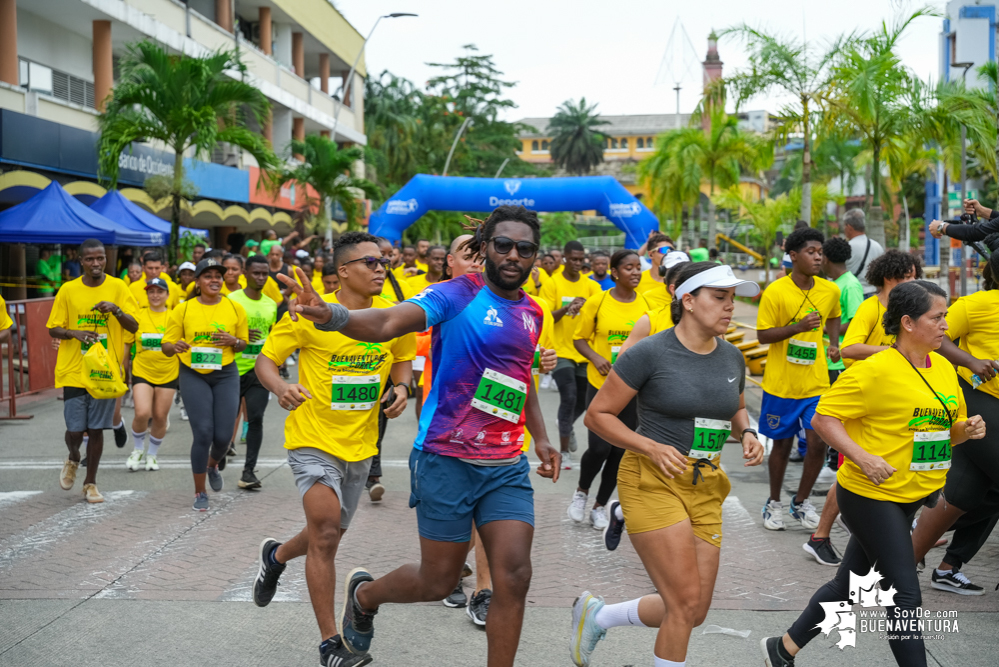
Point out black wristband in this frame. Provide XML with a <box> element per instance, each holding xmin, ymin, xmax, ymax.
<box><xmin>313</xmin><ymin>302</ymin><xmax>350</xmax><ymax>332</ymax></box>
<box><xmin>740</xmin><ymin>428</ymin><xmax>758</xmax><ymax>442</ymax></box>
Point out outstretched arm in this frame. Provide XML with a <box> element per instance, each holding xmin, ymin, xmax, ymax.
<box><xmin>277</xmin><ymin>268</ymin><xmax>427</xmax><ymax>342</ymax></box>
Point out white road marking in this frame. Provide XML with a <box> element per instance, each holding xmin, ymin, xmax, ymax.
<box><xmin>0</xmin><ymin>490</ymin><xmax>43</xmax><ymax>508</ymax></box>
<box><xmin>0</xmin><ymin>491</ymin><xmax>145</xmax><ymax>567</ymax></box>
<box><xmin>0</xmin><ymin>458</ymin><xmax>544</xmax><ymax>470</ymax></box>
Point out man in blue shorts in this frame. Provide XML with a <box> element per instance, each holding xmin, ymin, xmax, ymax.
<box><xmin>756</xmin><ymin>227</ymin><xmax>841</xmax><ymax>531</ymax></box>
<box><xmin>279</xmin><ymin>205</ymin><xmax>561</xmax><ymax>667</ymax></box>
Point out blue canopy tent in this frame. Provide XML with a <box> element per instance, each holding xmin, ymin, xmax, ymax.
<box><xmin>90</xmin><ymin>190</ymin><xmax>207</xmax><ymax>240</ymax></box>
<box><xmin>0</xmin><ymin>182</ymin><xmax>163</xmax><ymax>246</ymax></box>
<box><xmin>369</xmin><ymin>175</ymin><xmax>659</xmax><ymax>248</ymax></box>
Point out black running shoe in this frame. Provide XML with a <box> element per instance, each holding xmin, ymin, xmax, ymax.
<box><xmin>931</xmin><ymin>568</ymin><xmax>984</xmax><ymax>595</ymax></box>
<box><xmin>217</xmin><ymin>454</ymin><xmax>227</xmax><ymax>472</ymax></box>
<box><xmin>803</xmin><ymin>536</ymin><xmax>841</xmax><ymax>566</ymax></box>
<box><xmin>760</xmin><ymin>636</ymin><xmax>794</xmax><ymax>666</ymax></box>
<box><xmin>340</xmin><ymin>567</ymin><xmax>377</xmax><ymax>654</ymax></box>
<box><xmin>466</xmin><ymin>589</ymin><xmax>491</xmax><ymax>627</ymax></box>
<box><xmin>604</xmin><ymin>500</ymin><xmax>625</xmax><ymax>551</ymax></box>
<box><xmin>443</xmin><ymin>582</ymin><xmax>467</xmax><ymax>608</ymax></box>
<box><xmin>114</xmin><ymin>424</ymin><xmax>127</xmax><ymax>448</ymax></box>
<box><xmin>321</xmin><ymin>634</ymin><xmax>371</xmax><ymax>667</ymax></box>
<box><xmin>227</xmin><ymin>443</ymin><xmax>237</xmax><ymax>458</ymax></box>
<box><xmin>252</xmin><ymin>538</ymin><xmax>286</xmax><ymax>607</ymax></box>
<box><xmin>80</xmin><ymin>456</ymin><xmax>87</xmax><ymax>468</ymax></box>
<box><xmin>239</xmin><ymin>469</ymin><xmax>262</xmax><ymax>490</ymax></box>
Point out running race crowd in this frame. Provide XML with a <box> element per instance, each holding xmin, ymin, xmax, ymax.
<box><xmin>3</xmin><ymin>199</ymin><xmax>999</xmax><ymax>667</ymax></box>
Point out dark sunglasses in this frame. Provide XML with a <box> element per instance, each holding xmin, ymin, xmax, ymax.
<box><xmin>490</xmin><ymin>236</ymin><xmax>539</xmax><ymax>259</ymax></box>
<box><xmin>342</xmin><ymin>256</ymin><xmax>390</xmax><ymax>271</ymax></box>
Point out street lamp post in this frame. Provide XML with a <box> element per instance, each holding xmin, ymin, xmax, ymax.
<box><xmin>442</xmin><ymin>117</ymin><xmax>474</xmax><ymax>177</ymax></box>
<box><xmin>952</xmin><ymin>61</ymin><xmax>974</xmax><ymax>298</ymax></box>
<box><xmin>326</xmin><ymin>12</ymin><xmax>416</xmax><ymax>242</ymax></box>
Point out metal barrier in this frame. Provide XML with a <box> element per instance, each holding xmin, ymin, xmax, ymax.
<box><xmin>0</xmin><ymin>297</ymin><xmax>56</xmax><ymax>420</ymax></box>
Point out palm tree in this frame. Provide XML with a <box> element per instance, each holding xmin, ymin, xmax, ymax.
<box><xmin>666</xmin><ymin>108</ymin><xmax>770</xmax><ymax>249</ymax></box>
<box><xmin>715</xmin><ymin>186</ymin><xmax>798</xmax><ymax>284</ymax></box>
<box><xmin>273</xmin><ymin>134</ymin><xmax>379</xmax><ymax>234</ymax></box>
<box><xmin>548</xmin><ymin>98</ymin><xmax>609</xmax><ymax>175</ymax></box>
<box><xmin>638</xmin><ymin>130</ymin><xmax>702</xmax><ymax>247</ymax></box>
<box><xmin>884</xmin><ymin>136</ymin><xmax>936</xmax><ymax>251</ymax></box>
<box><xmin>721</xmin><ymin>24</ymin><xmax>854</xmax><ymax>225</ymax></box>
<box><xmin>98</xmin><ymin>41</ymin><xmax>280</xmax><ymax>264</ymax></box>
<box><xmin>820</xmin><ymin>8</ymin><xmax>933</xmax><ymax>247</ymax></box>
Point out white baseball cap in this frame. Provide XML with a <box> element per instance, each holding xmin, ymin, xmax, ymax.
<box><xmin>662</xmin><ymin>251</ymin><xmax>690</xmax><ymax>271</ymax></box>
<box><xmin>295</xmin><ymin>249</ymin><xmax>310</xmax><ymax>259</ymax></box>
<box><xmin>675</xmin><ymin>264</ymin><xmax>761</xmax><ymax>300</ymax></box>
<box><xmin>178</xmin><ymin>261</ymin><xmax>196</xmax><ymax>272</ymax></box>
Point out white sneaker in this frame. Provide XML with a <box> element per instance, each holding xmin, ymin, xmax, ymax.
<box><xmin>125</xmin><ymin>450</ymin><xmax>145</xmax><ymax>471</ymax></box>
<box><xmin>540</xmin><ymin>374</ymin><xmax>552</xmax><ymax>390</ymax></box>
<box><xmin>165</xmin><ymin>416</ymin><xmax>171</xmax><ymax>433</ymax></box>
<box><xmin>836</xmin><ymin>514</ymin><xmax>851</xmax><ymax>537</ymax></box>
<box><xmin>762</xmin><ymin>499</ymin><xmax>785</xmax><ymax>531</ymax></box>
<box><xmin>145</xmin><ymin>455</ymin><xmax>159</xmax><ymax>471</ymax></box>
<box><xmin>567</xmin><ymin>491</ymin><xmax>587</xmax><ymax>522</ymax></box>
<box><xmin>286</xmin><ymin>355</ymin><xmax>296</xmax><ymax>366</ymax></box>
<box><xmin>591</xmin><ymin>506</ymin><xmax>608</xmax><ymax>530</ymax></box>
<box><xmin>790</xmin><ymin>498</ymin><xmax>821</xmax><ymax>531</ymax></box>
<box><xmin>816</xmin><ymin>465</ymin><xmax>837</xmax><ymax>484</ymax></box>
<box><xmin>180</xmin><ymin>406</ymin><xmax>189</xmax><ymax>421</ymax></box>
<box><xmin>562</xmin><ymin>452</ymin><xmax>574</xmax><ymax>470</ymax></box>
<box><xmin>568</xmin><ymin>431</ymin><xmax>578</xmax><ymax>452</ymax></box>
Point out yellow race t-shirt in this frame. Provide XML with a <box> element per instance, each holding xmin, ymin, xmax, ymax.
<box><xmin>380</xmin><ymin>273</ymin><xmax>418</xmax><ymax>303</ymax></box>
<box><xmin>130</xmin><ymin>308</ymin><xmax>179</xmax><ymax>385</ymax></box>
<box><xmin>129</xmin><ymin>274</ymin><xmax>185</xmax><ymax>309</ymax></box>
<box><xmin>644</xmin><ymin>283</ymin><xmax>672</xmax><ymax>312</ymax></box>
<box><xmin>163</xmin><ymin>297</ymin><xmax>249</xmax><ymax>374</ymax></box>
<box><xmin>636</xmin><ymin>269</ymin><xmax>664</xmax><ymax>296</ymax></box>
<box><xmin>758</xmin><ymin>275</ymin><xmax>841</xmax><ymax>399</ymax></box>
<box><xmin>46</xmin><ymin>276</ymin><xmax>139</xmax><ymax>388</ymax></box>
<box><xmin>0</xmin><ymin>295</ymin><xmax>12</xmax><ymax>332</ymax></box>
<box><xmin>841</xmin><ymin>295</ymin><xmax>893</xmax><ymax>367</ymax></box>
<box><xmin>818</xmin><ymin>349</ymin><xmax>966</xmax><ymax>503</ymax></box>
<box><xmin>574</xmin><ymin>291</ymin><xmax>651</xmax><ymax>388</ymax></box>
<box><xmin>261</xmin><ymin>292</ymin><xmax>417</xmax><ymax>461</ymax></box>
<box><xmin>407</xmin><ymin>273</ymin><xmax>443</xmax><ymax>294</ymax></box>
<box><xmin>522</xmin><ymin>295</ymin><xmax>556</xmax><ymax>452</ymax></box>
<box><xmin>524</xmin><ymin>267</ymin><xmax>548</xmax><ymax>297</ymax></box>
<box><xmin>539</xmin><ymin>271</ymin><xmax>602</xmax><ymax>363</ymax></box>
<box><xmin>946</xmin><ymin>290</ymin><xmax>999</xmax><ymax>400</ymax></box>
<box><xmin>647</xmin><ymin>306</ymin><xmax>674</xmax><ymax>335</ymax></box>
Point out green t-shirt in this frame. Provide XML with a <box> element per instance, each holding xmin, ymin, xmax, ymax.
<box><xmin>260</xmin><ymin>239</ymin><xmax>281</xmax><ymax>258</ymax></box>
<box><xmin>828</xmin><ymin>270</ymin><xmax>865</xmax><ymax>371</ymax></box>
<box><xmin>227</xmin><ymin>289</ymin><xmax>279</xmax><ymax>376</ymax></box>
<box><xmin>688</xmin><ymin>247</ymin><xmax>709</xmax><ymax>262</ymax></box>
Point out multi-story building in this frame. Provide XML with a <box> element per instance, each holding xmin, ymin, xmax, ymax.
<box><xmin>0</xmin><ymin>0</ymin><xmax>368</xmax><ymax>248</ymax></box>
<box><xmin>926</xmin><ymin>1</ymin><xmax>998</xmax><ymax>266</ymax></box>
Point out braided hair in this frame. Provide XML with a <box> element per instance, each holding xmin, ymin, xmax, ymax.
<box><xmin>458</xmin><ymin>205</ymin><xmax>541</xmax><ymax>258</ymax></box>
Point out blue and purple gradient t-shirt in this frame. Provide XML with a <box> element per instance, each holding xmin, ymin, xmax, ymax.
<box><xmin>407</xmin><ymin>273</ymin><xmax>545</xmax><ymax>459</ymax></box>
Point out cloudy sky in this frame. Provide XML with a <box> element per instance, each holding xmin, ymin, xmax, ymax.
<box><xmin>335</xmin><ymin>0</ymin><xmax>946</xmax><ymax>122</ymax></box>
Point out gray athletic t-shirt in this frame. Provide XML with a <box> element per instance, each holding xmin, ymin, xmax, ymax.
<box><xmin>614</xmin><ymin>328</ymin><xmax>746</xmax><ymax>455</ymax></box>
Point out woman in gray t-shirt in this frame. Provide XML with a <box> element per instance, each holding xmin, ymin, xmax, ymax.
<box><xmin>568</xmin><ymin>262</ymin><xmax>765</xmax><ymax>667</ymax></box>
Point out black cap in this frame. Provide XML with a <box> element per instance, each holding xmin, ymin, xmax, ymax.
<box><xmin>193</xmin><ymin>258</ymin><xmax>224</xmax><ymax>280</ymax></box>
<box><xmin>144</xmin><ymin>277</ymin><xmax>170</xmax><ymax>291</ymax></box>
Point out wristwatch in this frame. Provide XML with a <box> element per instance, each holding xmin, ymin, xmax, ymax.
<box><xmin>740</xmin><ymin>428</ymin><xmax>758</xmax><ymax>443</ymax></box>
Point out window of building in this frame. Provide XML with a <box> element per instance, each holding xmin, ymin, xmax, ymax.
<box><xmin>532</xmin><ymin>140</ymin><xmax>539</xmax><ymax>151</ymax></box>
<box><xmin>541</xmin><ymin>140</ymin><xmax>549</xmax><ymax>151</ymax></box>
<box><xmin>621</xmin><ymin>137</ymin><xmax>628</xmax><ymax>149</ymax></box>
<box><xmin>608</xmin><ymin>138</ymin><xmax>618</xmax><ymax>149</ymax></box>
<box><xmin>18</xmin><ymin>57</ymin><xmax>94</xmax><ymax>108</ymax></box>
<box><xmin>637</xmin><ymin>137</ymin><xmax>644</xmax><ymax>149</ymax></box>
<box><xmin>647</xmin><ymin>137</ymin><xmax>654</xmax><ymax>148</ymax></box>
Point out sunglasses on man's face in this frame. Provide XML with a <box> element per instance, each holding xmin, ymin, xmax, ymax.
<box><xmin>654</xmin><ymin>245</ymin><xmax>674</xmax><ymax>255</ymax></box>
<box><xmin>342</xmin><ymin>256</ymin><xmax>391</xmax><ymax>271</ymax></box>
<box><xmin>490</xmin><ymin>236</ymin><xmax>539</xmax><ymax>259</ymax></box>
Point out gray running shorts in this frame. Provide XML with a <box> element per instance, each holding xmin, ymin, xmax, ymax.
<box><xmin>287</xmin><ymin>447</ymin><xmax>372</xmax><ymax>530</ymax></box>
<box><xmin>63</xmin><ymin>388</ymin><xmax>115</xmax><ymax>432</ymax></box>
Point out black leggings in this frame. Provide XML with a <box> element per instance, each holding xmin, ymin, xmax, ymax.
<box><xmin>180</xmin><ymin>363</ymin><xmax>240</xmax><ymax>475</ymax></box>
<box><xmin>552</xmin><ymin>362</ymin><xmax>588</xmax><ymax>440</ymax></box>
<box><xmin>578</xmin><ymin>383</ymin><xmax>636</xmax><ymax>506</ymax></box>
<box><xmin>240</xmin><ymin>370</ymin><xmax>269</xmax><ymax>474</ymax></box>
<box><xmin>788</xmin><ymin>485</ymin><xmax>927</xmax><ymax>666</ymax></box>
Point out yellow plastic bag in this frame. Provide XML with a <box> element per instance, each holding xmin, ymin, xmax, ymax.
<box><xmin>81</xmin><ymin>341</ymin><xmax>127</xmax><ymax>399</ymax></box>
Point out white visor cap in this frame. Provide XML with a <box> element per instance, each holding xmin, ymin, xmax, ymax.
<box><xmin>675</xmin><ymin>264</ymin><xmax>761</xmax><ymax>300</ymax></box>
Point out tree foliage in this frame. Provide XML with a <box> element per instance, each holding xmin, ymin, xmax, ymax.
<box><xmin>548</xmin><ymin>98</ymin><xmax>608</xmax><ymax>175</ymax></box>
<box><xmin>98</xmin><ymin>41</ymin><xmax>280</xmax><ymax>263</ymax></box>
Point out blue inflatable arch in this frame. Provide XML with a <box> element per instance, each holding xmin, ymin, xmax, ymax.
<box><xmin>368</xmin><ymin>175</ymin><xmax>659</xmax><ymax>249</ymax></box>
